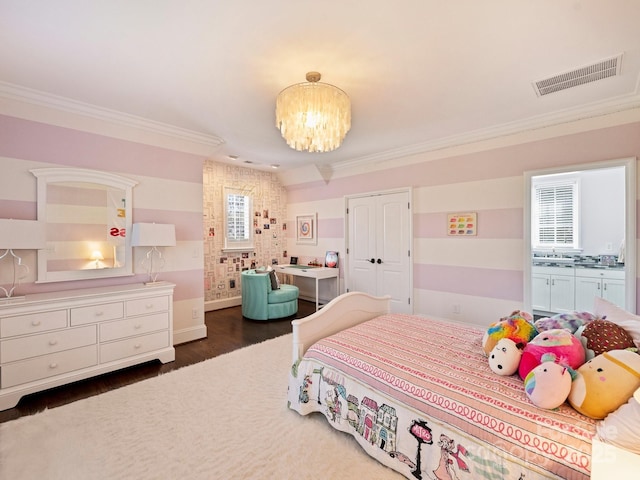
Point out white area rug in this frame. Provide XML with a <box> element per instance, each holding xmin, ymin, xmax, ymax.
<box><xmin>0</xmin><ymin>334</ymin><xmax>401</xmax><ymax>479</ymax></box>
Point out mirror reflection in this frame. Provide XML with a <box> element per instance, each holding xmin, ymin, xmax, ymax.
<box><xmin>32</xmin><ymin>168</ymin><xmax>137</xmax><ymax>283</ymax></box>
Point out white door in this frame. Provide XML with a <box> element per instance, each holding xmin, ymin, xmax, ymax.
<box><xmin>346</xmin><ymin>190</ymin><xmax>412</xmax><ymax>313</ymax></box>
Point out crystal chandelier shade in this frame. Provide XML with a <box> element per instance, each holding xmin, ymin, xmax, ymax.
<box><xmin>275</xmin><ymin>72</ymin><xmax>351</xmax><ymax>153</ymax></box>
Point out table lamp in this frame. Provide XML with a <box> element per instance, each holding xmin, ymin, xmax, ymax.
<box><xmin>0</xmin><ymin>219</ymin><xmax>46</xmax><ymax>298</ymax></box>
<box><xmin>131</xmin><ymin>223</ymin><xmax>176</xmax><ymax>284</ymax></box>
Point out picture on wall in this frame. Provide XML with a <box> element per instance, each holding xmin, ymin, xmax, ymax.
<box><xmin>296</xmin><ymin>213</ymin><xmax>317</xmax><ymax>245</ymax></box>
<box><xmin>447</xmin><ymin>212</ymin><xmax>477</xmax><ymax>236</ymax></box>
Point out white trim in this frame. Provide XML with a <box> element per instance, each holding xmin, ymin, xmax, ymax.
<box><xmin>0</xmin><ymin>81</ymin><xmax>224</xmax><ymax>156</ymax></box>
<box><xmin>205</xmin><ymin>296</ymin><xmax>242</xmax><ymax>312</ymax></box>
<box><xmin>173</xmin><ymin>325</ymin><xmax>208</xmax><ymax>345</ymax></box>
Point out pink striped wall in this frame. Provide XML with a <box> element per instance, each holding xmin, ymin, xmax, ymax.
<box><xmin>0</xmin><ymin>115</ymin><xmax>205</xmax><ymax>336</ymax></box>
<box><xmin>284</xmin><ymin>120</ymin><xmax>640</xmax><ymax>313</ymax></box>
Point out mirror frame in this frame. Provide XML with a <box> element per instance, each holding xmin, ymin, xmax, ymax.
<box><xmin>31</xmin><ymin>167</ymin><xmax>138</xmax><ymax>283</ymax></box>
<box><xmin>523</xmin><ymin>157</ymin><xmax>636</xmax><ymax>314</ymax></box>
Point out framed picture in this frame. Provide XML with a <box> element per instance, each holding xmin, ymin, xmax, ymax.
<box><xmin>447</xmin><ymin>212</ymin><xmax>477</xmax><ymax>236</ymax></box>
<box><xmin>290</xmin><ymin>256</ymin><xmax>298</xmax><ymax>265</ymax></box>
<box><xmin>325</xmin><ymin>251</ymin><xmax>339</xmax><ymax>268</ymax></box>
<box><xmin>296</xmin><ymin>213</ymin><xmax>317</xmax><ymax>245</ymax></box>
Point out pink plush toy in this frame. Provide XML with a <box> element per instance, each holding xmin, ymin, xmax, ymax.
<box><xmin>482</xmin><ymin>310</ymin><xmax>538</xmax><ymax>356</ymax></box>
<box><xmin>488</xmin><ymin>338</ymin><xmax>524</xmax><ymax>376</ymax></box>
<box><xmin>524</xmin><ymin>354</ymin><xmax>575</xmax><ymax>409</ymax></box>
<box><xmin>518</xmin><ymin>328</ymin><xmax>585</xmax><ymax>380</ymax></box>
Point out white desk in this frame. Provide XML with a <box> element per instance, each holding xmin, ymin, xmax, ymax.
<box><xmin>276</xmin><ymin>265</ymin><xmax>339</xmax><ymax>311</ymax></box>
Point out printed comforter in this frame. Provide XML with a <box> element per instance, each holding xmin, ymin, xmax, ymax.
<box><xmin>288</xmin><ymin>314</ymin><xmax>595</xmax><ymax>479</ymax></box>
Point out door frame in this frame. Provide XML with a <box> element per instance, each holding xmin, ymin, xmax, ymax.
<box><xmin>523</xmin><ymin>157</ymin><xmax>636</xmax><ymax>314</ymax></box>
<box><xmin>344</xmin><ymin>187</ymin><xmax>413</xmax><ymax>310</ymax></box>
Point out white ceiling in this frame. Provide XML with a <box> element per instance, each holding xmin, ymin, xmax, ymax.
<box><xmin>1</xmin><ymin>0</ymin><xmax>640</xmax><ymax>171</ymax></box>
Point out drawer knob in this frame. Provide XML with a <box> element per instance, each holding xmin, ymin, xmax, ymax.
<box><xmin>49</xmin><ymin>339</ymin><xmax>58</xmax><ymax>346</ymax></box>
<box><xmin>134</xmin><ymin>324</ymin><xmax>142</xmax><ymax>330</ymax></box>
<box><xmin>145</xmin><ymin>304</ymin><xmax>154</xmax><ymax>309</ymax></box>
<box><xmin>134</xmin><ymin>343</ymin><xmax>142</xmax><ymax>349</ymax></box>
<box><xmin>49</xmin><ymin>362</ymin><xmax>58</xmax><ymax>369</ymax></box>
<box><xmin>95</xmin><ymin>311</ymin><xmax>104</xmax><ymax>316</ymax></box>
<box><xmin>32</xmin><ymin>320</ymin><xmax>41</xmax><ymax>326</ymax></box>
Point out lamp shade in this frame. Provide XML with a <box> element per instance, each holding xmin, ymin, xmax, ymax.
<box><xmin>131</xmin><ymin>223</ymin><xmax>176</xmax><ymax>247</ymax></box>
<box><xmin>276</xmin><ymin>72</ymin><xmax>351</xmax><ymax>153</ymax></box>
<box><xmin>0</xmin><ymin>219</ymin><xmax>46</xmax><ymax>249</ymax></box>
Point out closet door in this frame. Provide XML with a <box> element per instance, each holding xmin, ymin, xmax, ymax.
<box><xmin>346</xmin><ymin>190</ymin><xmax>412</xmax><ymax>313</ymax></box>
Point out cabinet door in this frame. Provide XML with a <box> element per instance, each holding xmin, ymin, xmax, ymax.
<box><xmin>575</xmin><ymin>276</ymin><xmax>602</xmax><ymax>312</ymax></box>
<box><xmin>531</xmin><ymin>274</ymin><xmax>550</xmax><ymax>311</ymax></box>
<box><xmin>603</xmin><ymin>278</ymin><xmax>625</xmax><ymax>308</ymax></box>
<box><xmin>550</xmin><ymin>275</ymin><xmax>575</xmax><ymax>313</ymax></box>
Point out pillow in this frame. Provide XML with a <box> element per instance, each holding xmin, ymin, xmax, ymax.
<box><xmin>596</xmin><ymin>389</ymin><xmax>640</xmax><ymax>454</ymax></box>
<box><xmin>593</xmin><ymin>297</ymin><xmax>640</xmax><ymax>349</ymax></box>
<box><xmin>268</xmin><ymin>270</ymin><xmax>280</xmax><ymax>290</ymax></box>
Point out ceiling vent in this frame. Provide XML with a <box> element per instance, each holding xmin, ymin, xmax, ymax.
<box><xmin>533</xmin><ymin>53</ymin><xmax>623</xmax><ymax>97</ymax></box>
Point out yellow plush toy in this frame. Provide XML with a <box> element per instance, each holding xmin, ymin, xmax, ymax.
<box><xmin>567</xmin><ymin>349</ymin><xmax>640</xmax><ymax>419</ymax></box>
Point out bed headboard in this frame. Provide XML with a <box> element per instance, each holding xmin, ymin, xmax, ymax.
<box><xmin>291</xmin><ymin>291</ymin><xmax>391</xmax><ymax>363</ymax></box>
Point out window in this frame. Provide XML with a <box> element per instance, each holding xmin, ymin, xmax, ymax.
<box><xmin>532</xmin><ymin>175</ymin><xmax>579</xmax><ymax>250</ymax></box>
<box><xmin>224</xmin><ymin>187</ymin><xmax>253</xmax><ymax>251</ymax></box>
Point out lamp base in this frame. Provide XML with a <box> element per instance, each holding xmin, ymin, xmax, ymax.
<box><xmin>143</xmin><ymin>280</ymin><xmax>170</xmax><ymax>287</ymax></box>
<box><xmin>0</xmin><ymin>295</ymin><xmax>26</xmax><ymax>304</ymax></box>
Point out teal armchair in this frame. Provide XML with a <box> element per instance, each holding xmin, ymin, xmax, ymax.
<box><xmin>241</xmin><ymin>269</ymin><xmax>299</xmax><ymax>320</ymax></box>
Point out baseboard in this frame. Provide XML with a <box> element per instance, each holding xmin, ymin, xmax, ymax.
<box><xmin>205</xmin><ymin>296</ymin><xmax>242</xmax><ymax>312</ymax></box>
<box><xmin>173</xmin><ymin>325</ymin><xmax>208</xmax><ymax>345</ymax></box>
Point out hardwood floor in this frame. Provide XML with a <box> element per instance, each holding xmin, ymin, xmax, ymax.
<box><xmin>0</xmin><ymin>299</ymin><xmax>316</xmax><ymax>423</ymax></box>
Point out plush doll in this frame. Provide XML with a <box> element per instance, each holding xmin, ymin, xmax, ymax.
<box><xmin>482</xmin><ymin>310</ymin><xmax>538</xmax><ymax>356</ymax></box>
<box><xmin>568</xmin><ymin>349</ymin><xmax>640</xmax><ymax>419</ymax></box>
<box><xmin>575</xmin><ymin>319</ymin><xmax>636</xmax><ymax>360</ymax></box>
<box><xmin>518</xmin><ymin>328</ymin><xmax>585</xmax><ymax>380</ymax></box>
<box><xmin>534</xmin><ymin>311</ymin><xmax>599</xmax><ymax>334</ymax></box>
<box><xmin>524</xmin><ymin>354</ymin><xmax>575</xmax><ymax>409</ymax></box>
<box><xmin>488</xmin><ymin>338</ymin><xmax>524</xmax><ymax>376</ymax></box>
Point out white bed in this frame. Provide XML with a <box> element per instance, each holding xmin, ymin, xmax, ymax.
<box><xmin>288</xmin><ymin>292</ymin><xmax>640</xmax><ymax>479</ymax></box>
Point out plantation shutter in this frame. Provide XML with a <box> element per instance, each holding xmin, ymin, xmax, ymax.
<box><xmin>534</xmin><ymin>182</ymin><xmax>576</xmax><ymax>248</ymax></box>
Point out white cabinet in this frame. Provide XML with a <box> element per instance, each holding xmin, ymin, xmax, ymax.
<box><xmin>575</xmin><ymin>269</ymin><xmax>625</xmax><ymax>311</ymax></box>
<box><xmin>0</xmin><ymin>282</ymin><xmax>175</xmax><ymax>410</ymax></box>
<box><xmin>531</xmin><ymin>266</ymin><xmax>575</xmax><ymax>314</ymax></box>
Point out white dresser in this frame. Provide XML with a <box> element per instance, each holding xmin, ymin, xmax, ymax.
<box><xmin>0</xmin><ymin>282</ymin><xmax>175</xmax><ymax>410</ymax></box>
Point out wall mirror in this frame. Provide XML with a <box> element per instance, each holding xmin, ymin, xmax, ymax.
<box><xmin>524</xmin><ymin>157</ymin><xmax>636</xmax><ymax>316</ymax></box>
<box><xmin>31</xmin><ymin>168</ymin><xmax>138</xmax><ymax>283</ymax></box>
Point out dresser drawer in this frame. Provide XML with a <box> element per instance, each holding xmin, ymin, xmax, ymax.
<box><xmin>100</xmin><ymin>312</ymin><xmax>169</xmax><ymax>342</ymax></box>
<box><xmin>0</xmin><ymin>310</ymin><xmax>68</xmax><ymax>338</ymax></box>
<box><xmin>100</xmin><ymin>330</ymin><xmax>170</xmax><ymax>363</ymax></box>
<box><xmin>1</xmin><ymin>325</ymin><xmax>97</xmax><ymax>363</ymax></box>
<box><xmin>126</xmin><ymin>296</ymin><xmax>169</xmax><ymax>317</ymax></box>
<box><xmin>1</xmin><ymin>345</ymin><xmax>98</xmax><ymax>388</ymax></box>
<box><xmin>71</xmin><ymin>302</ymin><xmax>124</xmax><ymax>326</ymax></box>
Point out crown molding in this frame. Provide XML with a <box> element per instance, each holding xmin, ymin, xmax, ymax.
<box><xmin>0</xmin><ymin>81</ymin><xmax>224</xmax><ymax>156</ymax></box>
<box><xmin>331</xmin><ymin>93</ymin><xmax>640</xmax><ymax>173</ymax></box>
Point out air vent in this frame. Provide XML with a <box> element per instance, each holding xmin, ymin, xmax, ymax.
<box><xmin>533</xmin><ymin>53</ymin><xmax>623</xmax><ymax>97</ymax></box>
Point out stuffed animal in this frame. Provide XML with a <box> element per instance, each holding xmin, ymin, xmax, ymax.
<box><xmin>568</xmin><ymin>349</ymin><xmax>640</xmax><ymax>419</ymax></box>
<box><xmin>575</xmin><ymin>319</ymin><xmax>636</xmax><ymax>360</ymax></box>
<box><xmin>534</xmin><ymin>311</ymin><xmax>599</xmax><ymax>334</ymax></box>
<box><xmin>518</xmin><ymin>329</ymin><xmax>585</xmax><ymax>380</ymax></box>
<box><xmin>524</xmin><ymin>354</ymin><xmax>575</xmax><ymax>409</ymax></box>
<box><xmin>482</xmin><ymin>310</ymin><xmax>537</xmax><ymax>356</ymax></box>
<box><xmin>488</xmin><ymin>338</ymin><xmax>524</xmax><ymax>376</ymax></box>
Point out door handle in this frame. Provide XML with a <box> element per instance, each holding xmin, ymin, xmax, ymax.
<box><xmin>376</xmin><ymin>258</ymin><xmax>382</xmax><ymax>264</ymax></box>
<box><xmin>370</xmin><ymin>258</ymin><xmax>375</xmax><ymax>263</ymax></box>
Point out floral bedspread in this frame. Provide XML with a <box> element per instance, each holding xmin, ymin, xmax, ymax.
<box><xmin>288</xmin><ymin>314</ymin><xmax>596</xmax><ymax>479</ymax></box>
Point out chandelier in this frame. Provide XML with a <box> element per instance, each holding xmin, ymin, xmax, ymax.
<box><xmin>275</xmin><ymin>72</ymin><xmax>351</xmax><ymax>153</ymax></box>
